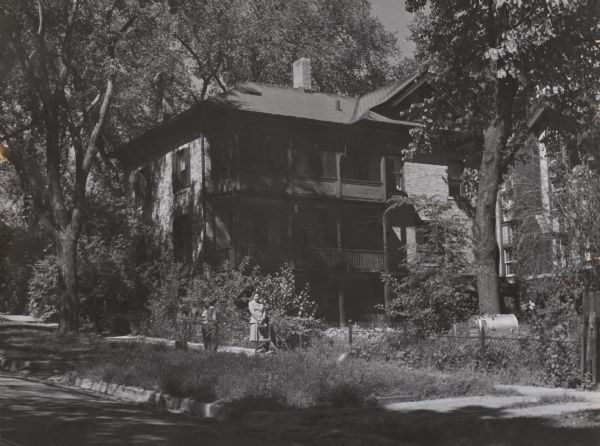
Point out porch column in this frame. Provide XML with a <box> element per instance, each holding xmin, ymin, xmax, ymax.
<box><xmin>288</xmin><ymin>201</ymin><xmax>294</xmax><ymax>267</ymax></box>
<box><xmin>383</xmin><ymin>212</ymin><xmax>390</xmax><ymax>307</ymax></box>
<box><xmin>338</xmin><ymin>279</ymin><xmax>345</xmax><ymax>325</ymax></box>
<box><xmin>336</xmin><ymin>207</ymin><xmax>342</xmax><ymax>249</ymax></box>
<box><xmin>380</xmin><ymin>155</ymin><xmax>387</xmax><ymax>201</ymax></box>
<box><xmin>336</xmin><ymin>151</ymin><xmax>343</xmax><ymax>198</ymax></box>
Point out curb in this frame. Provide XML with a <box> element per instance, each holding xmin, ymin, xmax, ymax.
<box><xmin>72</xmin><ymin>377</ymin><xmax>234</xmax><ymax>420</ymax></box>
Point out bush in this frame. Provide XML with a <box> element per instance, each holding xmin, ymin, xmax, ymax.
<box><xmin>383</xmin><ymin>197</ymin><xmax>478</xmax><ymax>336</ymax></box>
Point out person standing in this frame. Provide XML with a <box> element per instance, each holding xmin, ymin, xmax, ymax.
<box><xmin>201</xmin><ymin>299</ymin><xmax>219</xmax><ymax>352</ymax></box>
<box><xmin>248</xmin><ymin>292</ymin><xmax>265</xmax><ymax>352</ymax></box>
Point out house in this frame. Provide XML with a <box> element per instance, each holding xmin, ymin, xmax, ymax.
<box><xmin>496</xmin><ymin>109</ymin><xmax>556</xmax><ymax>282</ymax></box>
<box><xmin>111</xmin><ymin>58</ymin><xmax>472</xmax><ymax>323</ymax></box>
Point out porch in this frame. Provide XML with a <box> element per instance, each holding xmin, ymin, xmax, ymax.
<box><xmin>214</xmin><ymin>245</ymin><xmax>386</xmax><ymax>273</ymax></box>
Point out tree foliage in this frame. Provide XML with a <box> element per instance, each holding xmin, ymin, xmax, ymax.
<box><xmin>0</xmin><ymin>0</ymin><xmax>175</xmax><ymax>332</ymax></box>
<box><xmin>172</xmin><ymin>0</ymin><xmax>406</xmax><ymax>98</ymax></box>
<box><xmin>405</xmin><ymin>0</ymin><xmax>600</xmax><ymax>313</ymax></box>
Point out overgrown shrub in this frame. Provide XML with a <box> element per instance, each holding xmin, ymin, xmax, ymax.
<box><xmin>144</xmin><ymin>262</ymin><xmax>320</xmax><ymax>348</ymax></box>
<box><xmin>383</xmin><ymin>197</ymin><xmax>478</xmax><ymax>336</ymax></box>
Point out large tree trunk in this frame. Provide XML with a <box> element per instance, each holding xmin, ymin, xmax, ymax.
<box><xmin>474</xmin><ymin>118</ymin><xmax>504</xmax><ymax>314</ymax></box>
<box><xmin>56</xmin><ymin>226</ymin><xmax>80</xmax><ymax>334</ymax></box>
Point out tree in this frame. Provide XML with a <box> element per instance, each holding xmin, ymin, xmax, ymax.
<box><xmin>0</xmin><ymin>1</ymin><xmax>173</xmax><ymax>333</ymax></box>
<box><xmin>172</xmin><ymin>0</ymin><xmax>405</xmax><ymax>98</ymax></box>
<box><xmin>405</xmin><ymin>0</ymin><xmax>600</xmax><ymax>313</ymax></box>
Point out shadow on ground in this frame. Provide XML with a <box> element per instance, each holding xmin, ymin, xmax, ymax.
<box><xmin>0</xmin><ymin>374</ymin><xmax>284</xmax><ymax>446</ymax></box>
<box><xmin>244</xmin><ymin>403</ymin><xmax>600</xmax><ymax>445</ymax></box>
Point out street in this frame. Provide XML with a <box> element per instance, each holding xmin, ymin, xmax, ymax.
<box><xmin>0</xmin><ymin>374</ymin><xmax>280</xmax><ymax>446</ymax></box>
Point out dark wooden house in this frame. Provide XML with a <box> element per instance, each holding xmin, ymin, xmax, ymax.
<box><xmin>112</xmin><ymin>59</ymin><xmax>470</xmax><ymax>322</ymax></box>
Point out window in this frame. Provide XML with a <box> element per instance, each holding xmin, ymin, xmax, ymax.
<box><xmin>173</xmin><ymin>215</ymin><xmax>193</xmax><ymax>264</ymax></box>
<box><xmin>292</xmin><ymin>143</ymin><xmax>337</xmax><ymax>179</ymax></box>
<box><xmin>240</xmin><ymin>131</ymin><xmax>287</xmax><ymax>176</ymax></box>
<box><xmin>239</xmin><ymin>213</ymin><xmax>269</xmax><ymax>246</ymax></box>
<box><xmin>391</xmin><ymin>157</ymin><xmax>404</xmax><ymax>192</ymax></box>
<box><xmin>293</xmin><ymin>207</ymin><xmax>336</xmax><ymax>248</ymax></box>
<box><xmin>448</xmin><ymin>161</ymin><xmax>463</xmax><ymax>198</ymax></box>
<box><xmin>172</xmin><ymin>147</ymin><xmax>191</xmax><ymax>192</ymax></box>
<box><xmin>504</xmin><ymin>247</ymin><xmax>515</xmax><ymax>276</ymax></box>
<box><xmin>133</xmin><ymin>165</ymin><xmax>151</xmax><ymax>206</ymax></box>
<box><xmin>501</xmin><ymin>221</ymin><xmax>515</xmax><ymax>276</ymax></box>
<box><xmin>341</xmin><ymin>149</ymin><xmax>381</xmax><ymax>182</ymax></box>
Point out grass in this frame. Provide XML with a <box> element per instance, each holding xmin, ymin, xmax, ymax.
<box><xmin>0</xmin><ymin>328</ymin><xmax>106</xmax><ymax>361</ymax></box>
<box><xmin>67</xmin><ymin>340</ymin><xmax>499</xmax><ymax>409</ymax></box>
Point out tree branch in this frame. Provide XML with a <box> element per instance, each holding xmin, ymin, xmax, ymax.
<box><xmin>83</xmin><ymin>76</ymin><xmax>114</xmax><ymax>176</ymax></box>
<box><xmin>36</xmin><ymin>0</ymin><xmax>44</xmax><ymax>35</ymax></box>
<box><xmin>174</xmin><ymin>33</ymin><xmax>205</xmax><ymax>73</ymax></box>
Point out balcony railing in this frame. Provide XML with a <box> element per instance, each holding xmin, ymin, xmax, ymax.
<box><xmin>214</xmin><ymin>245</ymin><xmax>385</xmax><ymax>272</ymax></box>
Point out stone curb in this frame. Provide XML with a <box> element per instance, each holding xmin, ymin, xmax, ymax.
<box><xmin>72</xmin><ymin>377</ymin><xmax>234</xmax><ymax>420</ymax></box>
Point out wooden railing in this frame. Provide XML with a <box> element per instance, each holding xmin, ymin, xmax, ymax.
<box><xmin>214</xmin><ymin>245</ymin><xmax>385</xmax><ymax>272</ymax></box>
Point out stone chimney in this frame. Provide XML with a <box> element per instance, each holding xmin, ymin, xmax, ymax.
<box><xmin>293</xmin><ymin>57</ymin><xmax>311</xmax><ymax>90</ymax></box>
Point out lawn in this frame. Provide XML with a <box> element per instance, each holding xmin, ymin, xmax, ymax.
<box><xmin>66</xmin><ymin>340</ymin><xmax>500</xmax><ymax>410</ymax></box>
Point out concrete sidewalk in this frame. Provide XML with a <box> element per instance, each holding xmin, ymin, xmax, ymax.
<box><xmin>105</xmin><ymin>335</ymin><xmax>256</xmax><ymax>356</ymax></box>
<box><xmin>382</xmin><ymin>384</ymin><xmax>600</xmax><ymax>419</ymax></box>
<box><xmin>0</xmin><ymin>314</ymin><xmax>58</xmax><ymax>330</ymax></box>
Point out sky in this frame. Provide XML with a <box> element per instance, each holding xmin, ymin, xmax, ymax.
<box><xmin>370</xmin><ymin>0</ymin><xmax>415</xmax><ymax>57</ymax></box>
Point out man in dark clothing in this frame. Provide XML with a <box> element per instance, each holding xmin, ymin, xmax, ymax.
<box><xmin>201</xmin><ymin>299</ymin><xmax>219</xmax><ymax>352</ymax></box>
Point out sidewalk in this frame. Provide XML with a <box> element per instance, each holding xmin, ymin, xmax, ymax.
<box><xmin>105</xmin><ymin>335</ymin><xmax>256</xmax><ymax>356</ymax></box>
<box><xmin>0</xmin><ymin>314</ymin><xmax>58</xmax><ymax>330</ymax></box>
<box><xmin>381</xmin><ymin>384</ymin><xmax>600</xmax><ymax>419</ymax></box>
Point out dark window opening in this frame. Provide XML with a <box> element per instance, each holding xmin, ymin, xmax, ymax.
<box><xmin>173</xmin><ymin>147</ymin><xmax>191</xmax><ymax>192</ymax></box>
<box><xmin>239</xmin><ymin>212</ymin><xmax>269</xmax><ymax>247</ymax></box>
<box><xmin>341</xmin><ymin>213</ymin><xmax>383</xmax><ymax>250</ymax></box>
<box><xmin>341</xmin><ymin>150</ymin><xmax>381</xmax><ymax>182</ymax></box>
<box><xmin>448</xmin><ymin>161</ymin><xmax>464</xmax><ymax>198</ymax></box>
<box><xmin>292</xmin><ymin>142</ymin><xmax>337</xmax><ymax>179</ymax></box>
<box><xmin>386</xmin><ymin>156</ymin><xmax>404</xmax><ymax>193</ymax></box>
<box><xmin>134</xmin><ymin>165</ymin><xmax>152</xmax><ymax>207</ymax></box>
<box><xmin>293</xmin><ymin>207</ymin><xmax>337</xmax><ymax>248</ymax></box>
<box><xmin>173</xmin><ymin>215</ymin><xmax>193</xmax><ymax>264</ymax></box>
<box><xmin>240</xmin><ymin>131</ymin><xmax>287</xmax><ymax>176</ymax></box>
<box><xmin>448</xmin><ymin>179</ymin><xmax>462</xmax><ymax>198</ymax></box>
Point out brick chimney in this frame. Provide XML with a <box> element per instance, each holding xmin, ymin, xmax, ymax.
<box><xmin>293</xmin><ymin>57</ymin><xmax>311</xmax><ymax>90</ymax></box>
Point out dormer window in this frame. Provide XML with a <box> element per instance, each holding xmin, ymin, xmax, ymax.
<box><xmin>173</xmin><ymin>146</ymin><xmax>191</xmax><ymax>192</ymax></box>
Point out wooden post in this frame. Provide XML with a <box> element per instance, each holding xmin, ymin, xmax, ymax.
<box><xmin>338</xmin><ymin>283</ymin><xmax>345</xmax><ymax>326</ymax></box>
<box><xmin>582</xmin><ymin>291</ymin><xmax>590</xmax><ymax>376</ymax></box>
<box><xmin>336</xmin><ymin>151</ymin><xmax>343</xmax><ymax>198</ymax></box>
<box><xmin>382</xmin><ymin>212</ymin><xmax>390</xmax><ymax>307</ymax></box>
<box><xmin>591</xmin><ymin>310</ymin><xmax>598</xmax><ymax>384</ymax></box>
<box><xmin>348</xmin><ymin>319</ymin><xmax>353</xmax><ymax>346</ymax></box>
<box><xmin>480</xmin><ymin>325</ymin><xmax>486</xmax><ymax>357</ymax></box>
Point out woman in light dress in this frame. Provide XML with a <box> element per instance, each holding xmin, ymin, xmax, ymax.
<box><xmin>248</xmin><ymin>292</ymin><xmax>269</xmax><ymax>352</ymax></box>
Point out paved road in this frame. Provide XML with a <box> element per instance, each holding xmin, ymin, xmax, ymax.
<box><xmin>0</xmin><ymin>374</ymin><xmax>284</xmax><ymax>446</ymax></box>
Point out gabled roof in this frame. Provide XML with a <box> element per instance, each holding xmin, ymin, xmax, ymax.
<box><xmin>111</xmin><ymin>73</ymin><xmax>427</xmax><ymax>165</ymax></box>
<box><xmin>350</xmin><ymin>72</ymin><xmax>425</xmax><ymax>123</ymax></box>
<box><xmin>206</xmin><ymin>82</ymin><xmax>358</xmax><ymax>124</ymax></box>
